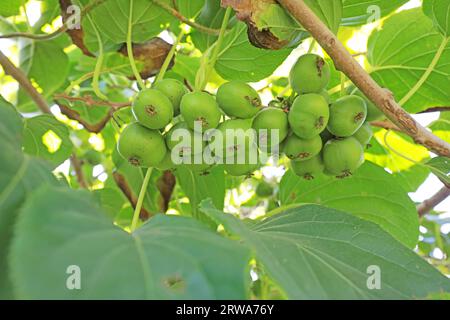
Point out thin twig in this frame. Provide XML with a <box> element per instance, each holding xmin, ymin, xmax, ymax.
<box><xmin>54</xmin><ymin>93</ymin><xmax>130</xmax><ymax>110</ymax></box>
<box><xmin>371</xmin><ymin>120</ymin><xmax>402</xmax><ymax>132</ymax></box>
<box><xmin>417</xmin><ymin>186</ymin><xmax>450</xmax><ymax>217</ymax></box>
<box><xmin>54</xmin><ymin>93</ymin><xmax>131</xmax><ymax>133</ymax></box>
<box><xmin>152</xmin><ymin>0</ymin><xmax>221</xmax><ymax>35</ymax></box>
<box><xmin>277</xmin><ymin>0</ymin><xmax>450</xmax><ymax>157</ymax></box>
<box><xmin>70</xmin><ymin>154</ymin><xmax>89</xmax><ymax>189</ymax></box>
<box><xmin>57</xmin><ymin>102</ymin><xmax>114</xmax><ymax>133</ymax></box>
<box><xmin>0</xmin><ymin>50</ymin><xmax>51</xmax><ymax>113</ymax></box>
<box><xmin>418</xmin><ymin>106</ymin><xmax>450</xmax><ymax>114</ymax></box>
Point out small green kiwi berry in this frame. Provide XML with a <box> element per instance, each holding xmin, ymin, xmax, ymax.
<box><xmin>217</xmin><ymin>118</ymin><xmax>255</xmax><ymax>156</ymax></box>
<box><xmin>328</xmin><ymin>95</ymin><xmax>367</xmax><ymax>137</ymax></box>
<box><xmin>288</xmin><ymin>93</ymin><xmax>330</xmax><ymax>139</ymax></box>
<box><xmin>290</xmin><ymin>155</ymin><xmax>325</xmax><ymax>180</ymax></box>
<box><xmin>322</xmin><ymin>137</ymin><xmax>364</xmax><ymax>178</ymax></box>
<box><xmin>180</xmin><ymin>92</ymin><xmax>221</xmax><ymax>132</ymax></box>
<box><xmin>283</xmin><ymin>134</ymin><xmax>322</xmax><ymax>161</ymax></box>
<box><xmin>132</xmin><ymin>89</ymin><xmax>174</xmax><ymax>130</ymax></box>
<box><xmin>351</xmin><ymin>88</ymin><xmax>384</xmax><ymax>122</ymax></box>
<box><xmin>165</xmin><ymin>122</ymin><xmax>205</xmax><ymax>156</ymax></box>
<box><xmin>175</xmin><ymin>153</ymin><xmax>214</xmax><ymax>174</ymax></box>
<box><xmin>117</xmin><ymin>123</ymin><xmax>167</xmax><ymax>168</ymax></box>
<box><xmin>216</xmin><ymin>81</ymin><xmax>262</xmax><ymax>119</ymax></box>
<box><xmin>252</xmin><ymin>107</ymin><xmax>289</xmax><ymax>152</ymax></box>
<box><xmin>223</xmin><ymin>144</ymin><xmax>260</xmax><ymax>176</ymax></box>
<box><xmin>153</xmin><ymin>79</ymin><xmax>188</xmax><ymax>116</ymax></box>
<box><xmin>290</xmin><ymin>54</ymin><xmax>330</xmax><ymax>94</ymax></box>
<box><xmin>353</xmin><ymin>123</ymin><xmax>373</xmax><ymax>147</ymax></box>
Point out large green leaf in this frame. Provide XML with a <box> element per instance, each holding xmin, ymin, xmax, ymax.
<box><xmin>165</xmin><ymin>54</ymin><xmax>201</xmax><ymax>85</ymax></box>
<box><xmin>304</xmin><ymin>0</ymin><xmax>342</xmax><ymax>34</ymax></box>
<box><xmin>254</xmin><ymin>0</ymin><xmax>342</xmax><ymax>43</ymax></box>
<box><xmin>342</xmin><ymin>0</ymin><xmax>409</xmax><ymax>26</ymax></box>
<box><xmin>0</xmin><ymin>1</ymin><xmax>21</xmax><ymax>17</ymax></box>
<box><xmin>18</xmin><ymin>41</ymin><xmax>69</xmax><ymax>112</ymax></box>
<box><xmin>426</xmin><ymin>157</ymin><xmax>450</xmax><ymax>185</ymax></box>
<box><xmin>279</xmin><ymin>161</ymin><xmax>419</xmax><ymax>248</ymax></box>
<box><xmin>83</xmin><ymin>0</ymin><xmax>173</xmax><ymax>50</ymax></box>
<box><xmin>191</xmin><ymin>0</ymin><xmax>228</xmax><ymax>52</ymax></box>
<box><xmin>23</xmin><ymin>115</ymin><xmax>74</xmax><ymax>167</ymax></box>
<box><xmin>201</xmin><ymin>201</ymin><xmax>450</xmax><ymax>299</ymax></box>
<box><xmin>0</xmin><ymin>102</ymin><xmax>59</xmax><ymax>299</ymax></box>
<box><xmin>177</xmin><ymin>0</ymin><xmax>206</xmax><ymax>19</ymax></box>
<box><xmin>10</xmin><ymin>187</ymin><xmax>251</xmax><ymax>299</ymax></box>
<box><xmin>430</xmin><ymin>112</ymin><xmax>450</xmax><ymax>143</ymax></box>
<box><xmin>368</xmin><ymin>9</ymin><xmax>450</xmax><ymax>113</ymax></box>
<box><xmin>215</xmin><ymin>22</ymin><xmax>292</xmax><ymax>82</ymax></box>
<box><xmin>423</xmin><ymin>0</ymin><xmax>450</xmax><ymax>36</ymax></box>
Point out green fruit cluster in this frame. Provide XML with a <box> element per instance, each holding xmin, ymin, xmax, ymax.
<box><xmin>116</xmin><ymin>54</ymin><xmax>377</xmax><ymax>180</ymax></box>
<box><xmin>117</xmin><ymin>79</ymin><xmax>263</xmax><ymax>176</ymax></box>
<box><xmin>286</xmin><ymin>54</ymin><xmax>374</xmax><ymax>180</ymax></box>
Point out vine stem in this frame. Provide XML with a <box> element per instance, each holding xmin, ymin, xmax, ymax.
<box><xmin>155</xmin><ymin>29</ymin><xmax>184</xmax><ymax>83</ymax></box>
<box><xmin>195</xmin><ymin>6</ymin><xmax>232</xmax><ymax>91</ymax></box>
<box><xmin>208</xmin><ymin>7</ymin><xmax>232</xmax><ymax>72</ymax></box>
<box><xmin>85</xmin><ymin>11</ymin><xmax>108</xmax><ymax>100</ymax></box>
<box><xmin>277</xmin><ymin>0</ymin><xmax>450</xmax><ymax>157</ymax></box>
<box><xmin>127</xmin><ymin>0</ymin><xmax>146</xmax><ymax>90</ymax></box>
<box><xmin>131</xmin><ymin>168</ymin><xmax>153</xmax><ymax>233</ymax></box>
<box><xmin>307</xmin><ymin>39</ymin><xmax>316</xmax><ymax>53</ymax></box>
<box><xmin>340</xmin><ymin>73</ymin><xmax>347</xmax><ymax>97</ymax></box>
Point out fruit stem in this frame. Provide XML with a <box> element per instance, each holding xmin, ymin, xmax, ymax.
<box><xmin>127</xmin><ymin>0</ymin><xmax>146</xmax><ymax>90</ymax></box>
<box><xmin>155</xmin><ymin>28</ymin><xmax>184</xmax><ymax>83</ymax></box>
<box><xmin>85</xmin><ymin>13</ymin><xmax>108</xmax><ymax>100</ymax></box>
<box><xmin>130</xmin><ymin>168</ymin><xmax>153</xmax><ymax>233</ymax></box>
<box><xmin>340</xmin><ymin>73</ymin><xmax>347</xmax><ymax>97</ymax></box>
<box><xmin>307</xmin><ymin>39</ymin><xmax>316</xmax><ymax>53</ymax></box>
<box><xmin>194</xmin><ymin>6</ymin><xmax>232</xmax><ymax>91</ymax></box>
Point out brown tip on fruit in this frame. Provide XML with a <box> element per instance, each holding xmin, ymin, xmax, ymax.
<box><xmin>129</xmin><ymin>157</ymin><xmax>141</xmax><ymax>167</ymax></box>
<box><xmin>354</xmin><ymin>112</ymin><xmax>365</xmax><ymax>122</ymax></box>
<box><xmin>316</xmin><ymin>57</ymin><xmax>325</xmax><ymax>77</ymax></box>
<box><xmin>337</xmin><ymin>170</ymin><xmax>353</xmax><ymax>179</ymax></box>
<box><xmin>304</xmin><ymin>174</ymin><xmax>314</xmax><ymax>180</ymax></box>
<box><xmin>145</xmin><ymin>105</ymin><xmax>157</xmax><ymax>116</ymax></box>
<box><xmin>196</xmin><ymin>116</ymin><xmax>208</xmax><ymax>128</ymax></box>
<box><xmin>298</xmin><ymin>152</ymin><xmax>311</xmax><ymax>159</ymax></box>
<box><xmin>245</xmin><ymin>95</ymin><xmax>261</xmax><ymax>107</ymax></box>
<box><xmin>315</xmin><ymin>116</ymin><xmax>325</xmax><ymax>129</ymax></box>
